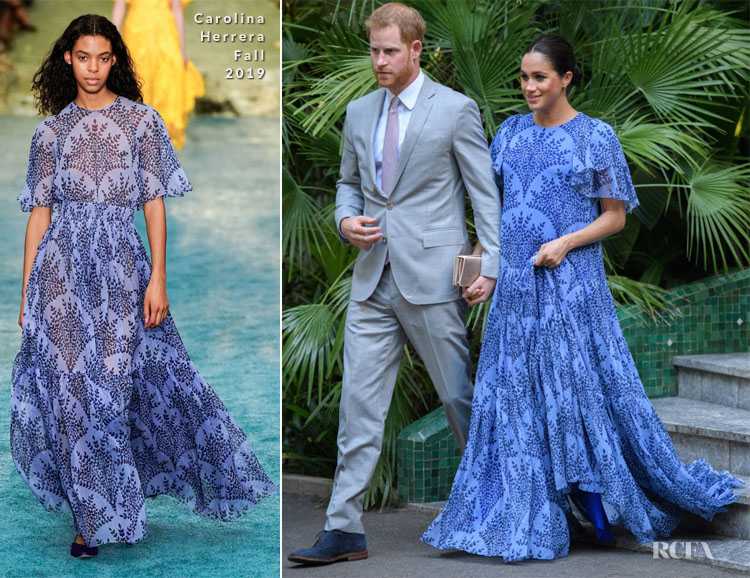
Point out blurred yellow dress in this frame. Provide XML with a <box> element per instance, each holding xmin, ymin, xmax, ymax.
<box><xmin>121</xmin><ymin>0</ymin><xmax>204</xmax><ymax>148</ymax></box>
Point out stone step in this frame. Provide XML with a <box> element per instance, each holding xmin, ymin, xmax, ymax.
<box><xmin>650</xmin><ymin>396</ymin><xmax>750</xmax><ymax>476</ymax></box>
<box><xmin>674</xmin><ymin>353</ymin><xmax>750</xmax><ymax>410</ymax></box>
<box><xmin>651</xmin><ymin>396</ymin><xmax>748</xmax><ymax>540</ymax></box>
<box><xmin>679</xmin><ymin>474</ymin><xmax>749</xmax><ymax>540</ymax></box>
<box><xmin>730</xmin><ymin>473</ymin><xmax>750</xmax><ymax>506</ymax></box>
<box><xmin>579</xmin><ymin>530</ymin><xmax>750</xmax><ymax>574</ymax></box>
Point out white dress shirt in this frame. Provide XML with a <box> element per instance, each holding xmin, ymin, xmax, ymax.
<box><xmin>374</xmin><ymin>70</ymin><xmax>425</xmax><ymax>189</ymax></box>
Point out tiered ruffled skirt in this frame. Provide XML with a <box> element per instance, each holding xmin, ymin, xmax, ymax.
<box><xmin>11</xmin><ymin>205</ymin><xmax>275</xmax><ymax>547</ymax></box>
<box><xmin>421</xmin><ymin>250</ymin><xmax>741</xmax><ymax>562</ymax></box>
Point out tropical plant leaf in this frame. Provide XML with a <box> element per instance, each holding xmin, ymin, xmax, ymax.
<box><xmin>282</xmin><ymin>274</ymin><xmax>352</xmax><ymax>403</ymax></box>
<box><xmin>629</xmin><ymin>168</ymin><xmax>671</xmax><ymax>230</ymax></box>
<box><xmin>418</xmin><ymin>0</ymin><xmax>540</xmax><ymax>135</ymax></box>
<box><xmin>607</xmin><ymin>274</ymin><xmax>670</xmax><ymax>317</ymax></box>
<box><xmin>606</xmin><ymin>2</ymin><xmax>740</xmax><ymax>127</ymax></box>
<box><xmin>603</xmin><ymin>216</ymin><xmax>641</xmax><ymax>270</ymax></box>
<box><xmin>615</xmin><ymin>115</ymin><xmax>708</xmax><ymax>174</ymax></box>
<box><xmin>676</xmin><ymin>160</ymin><xmax>750</xmax><ymax>272</ymax></box>
<box><xmin>282</xmin><ymin>167</ymin><xmax>330</xmax><ymax>276</ymax></box>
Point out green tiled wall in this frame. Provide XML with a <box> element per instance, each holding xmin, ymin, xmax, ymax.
<box><xmin>619</xmin><ymin>269</ymin><xmax>749</xmax><ymax>398</ymax></box>
<box><xmin>396</xmin><ymin>406</ymin><xmax>461</xmax><ymax>504</ymax></box>
<box><xmin>397</xmin><ymin>269</ymin><xmax>749</xmax><ymax>503</ymax></box>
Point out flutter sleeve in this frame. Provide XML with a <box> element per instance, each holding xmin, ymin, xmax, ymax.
<box><xmin>135</xmin><ymin>107</ymin><xmax>192</xmax><ymax>209</ymax></box>
<box><xmin>19</xmin><ymin>121</ymin><xmax>58</xmax><ymax>212</ymax></box>
<box><xmin>571</xmin><ymin>118</ymin><xmax>639</xmax><ymax>213</ymax></box>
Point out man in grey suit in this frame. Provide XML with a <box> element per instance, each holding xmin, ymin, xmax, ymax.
<box><xmin>288</xmin><ymin>2</ymin><xmax>500</xmax><ymax>565</ymax></box>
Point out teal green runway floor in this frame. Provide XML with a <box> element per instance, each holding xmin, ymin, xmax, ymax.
<box><xmin>0</xmin><ymin>116</ymin><xmax>280</xmax><ymax>578</ymax></box>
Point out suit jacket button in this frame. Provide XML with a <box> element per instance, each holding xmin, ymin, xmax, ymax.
<box><xmin>382</xmin><ymin>236</ymin><xmax>388</xmax><ymax>244</ymax></box>
<box><xmin>386</xmin><ymin>203</ymin><xmax>394</xmax><ymax>210</ymax></box>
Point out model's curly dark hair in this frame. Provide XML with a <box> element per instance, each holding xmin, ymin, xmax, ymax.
<box><xmin>32</xmin><ymin>14</ymin><xmax>142</xmax><ymax>116</ymax></box>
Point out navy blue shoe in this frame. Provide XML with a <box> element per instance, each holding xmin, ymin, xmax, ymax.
<box><xmin>288</xmin><ymin>530</ymin><xmax>367</xmax><ymax>565</ymax></box>
<box><xmin>70</xmin><ymin>541</ymin><xmax>98</xmax><ymax>558</ymax></box>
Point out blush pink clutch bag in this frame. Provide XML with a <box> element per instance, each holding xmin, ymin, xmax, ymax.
<box><xmin>453</xmin><ymin>255</ymin><xmax>481</xmax><ymax>286</ymax></box>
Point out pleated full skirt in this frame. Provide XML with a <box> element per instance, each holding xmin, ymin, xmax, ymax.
<box><xmin>11</xmin><ymin>210</ymin><xmax>275</xmax><ymax>547</ymax></box>
<box><xmin>421</xmin><ymin>254</ymin><xmax>742</xmax><ymax>562</ymax></box>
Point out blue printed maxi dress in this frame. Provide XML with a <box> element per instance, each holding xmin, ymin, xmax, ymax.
<box><xmin>11</xmin><ymin>96</ymin><xmax>276</xmax><ymax>547</ymax></box>
<box><xmin>421</xmin><ymin>112</ymin><xmax>742</xmax><ymax>562</ymax></box>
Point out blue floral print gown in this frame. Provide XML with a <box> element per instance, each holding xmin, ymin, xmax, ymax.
<box><xmin>11</xmin><ymin>96</ymin><xmax>276</xmax><ymax>547</ymax></box>
<box><xmin>421</xmin><ymin>112</ymin><xmax>742</xmax><ymax>562</ymax></box>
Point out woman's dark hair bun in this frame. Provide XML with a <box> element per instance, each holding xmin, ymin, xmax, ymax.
<box><xmin>523</xmin><ymin>34</ymin><xmax>581</xmax><ymax>93</ymax></box>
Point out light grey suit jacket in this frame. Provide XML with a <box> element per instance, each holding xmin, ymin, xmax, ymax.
<box><xmin>335</xmin><ymin>75</ymin><xmax>500</xmax><ymax>305</ymax></box>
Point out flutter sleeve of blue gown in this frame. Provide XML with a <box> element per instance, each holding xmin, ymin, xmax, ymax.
<box><xmin>571</xmin><ymin>118</ymin><xmax>640</xmax><ymax>213</ymax></box>
<box><xmin>19</xmin><ymin>121</ymin><xmax>58</xmax><ymax>213</ymax></box>
<box><xmin>135</xmin><ymin>107</ymin><xmax>193</xmax><ymax>209</ymax></box>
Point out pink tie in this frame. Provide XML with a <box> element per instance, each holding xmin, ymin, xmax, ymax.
<box><xmin>381</xmin><ymin>96</ymin><xmax>400</xmax><ymax>196</ymax></box>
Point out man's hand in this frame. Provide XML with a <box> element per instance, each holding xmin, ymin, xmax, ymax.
<box><xmin>340</xmin><ymin>216</ymin><xmax>383</xmax><ymax>249</ymax></box>
<box><xmin>462</xmin><ymin>275</ymin><xmax>496</xmax><ymax>306</ymax></box>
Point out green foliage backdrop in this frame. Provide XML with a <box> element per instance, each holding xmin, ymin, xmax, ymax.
<box><xmin>282</xmin><ymin>0</ymin><xmax>749</xmax><ymax>507</ymax></box>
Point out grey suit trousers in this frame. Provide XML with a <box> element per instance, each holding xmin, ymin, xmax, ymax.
<box><xmin>324</xmin><ymin>266</ymin><xmax>473</xmax><ymax>534</ymax></box>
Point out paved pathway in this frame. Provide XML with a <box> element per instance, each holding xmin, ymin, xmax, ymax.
<box><xmin>282</xmin><ymin>492</ymin><xmax>745</xmax><ymax>578</ymax></box>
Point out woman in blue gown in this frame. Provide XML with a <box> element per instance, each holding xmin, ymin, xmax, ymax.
<box><xmin>421</xmin><ymin>35</ymin><xmax>742</xmax><ymax>563</ymax></box>
<box><xmin>11</xmin><ymin>15</ymin><xmax>275</xmax><ymax>558</ymax></box>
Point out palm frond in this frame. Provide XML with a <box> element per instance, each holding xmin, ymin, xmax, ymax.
<box><xmin>607</xmin><ymin>274</ymin><xmax>670</xmax><ymax>317</ymax></box>
<box><xmin>308</xmin><ymin>204</ymin><xmax>358</xmax><ymax>282</ymax></box>
<box><xmin>603</xmin><ymin>217</ymin><xmax>641</xmax><ymax>270</ymax></box>
<box><xmin>282</xmin><ymin>274</ymin><xmax>352</xmax><ymax>403</ymax></box>
<box><xmin>282</xmin><ymin>167</ymin><xmax>330</xmax><ymax>275</ymax></box>
<box><xmin>419</xmin><ymin>0</ymin><xmax>540</xmax><ymax>135</ymax></box>
<box><xmin>615</xmin><ymin>115</ymin><xmax>709</xmax><ymax>174</ymax></box>
<box><xmin>677</xmin><ymin>160</ymin><xmax>750</xmax><ymax>272</ymax></box>
<box><xmin>608</xmin><ymin>2</ymin><xmax>741</xmax><ymax>127</ymax></box>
